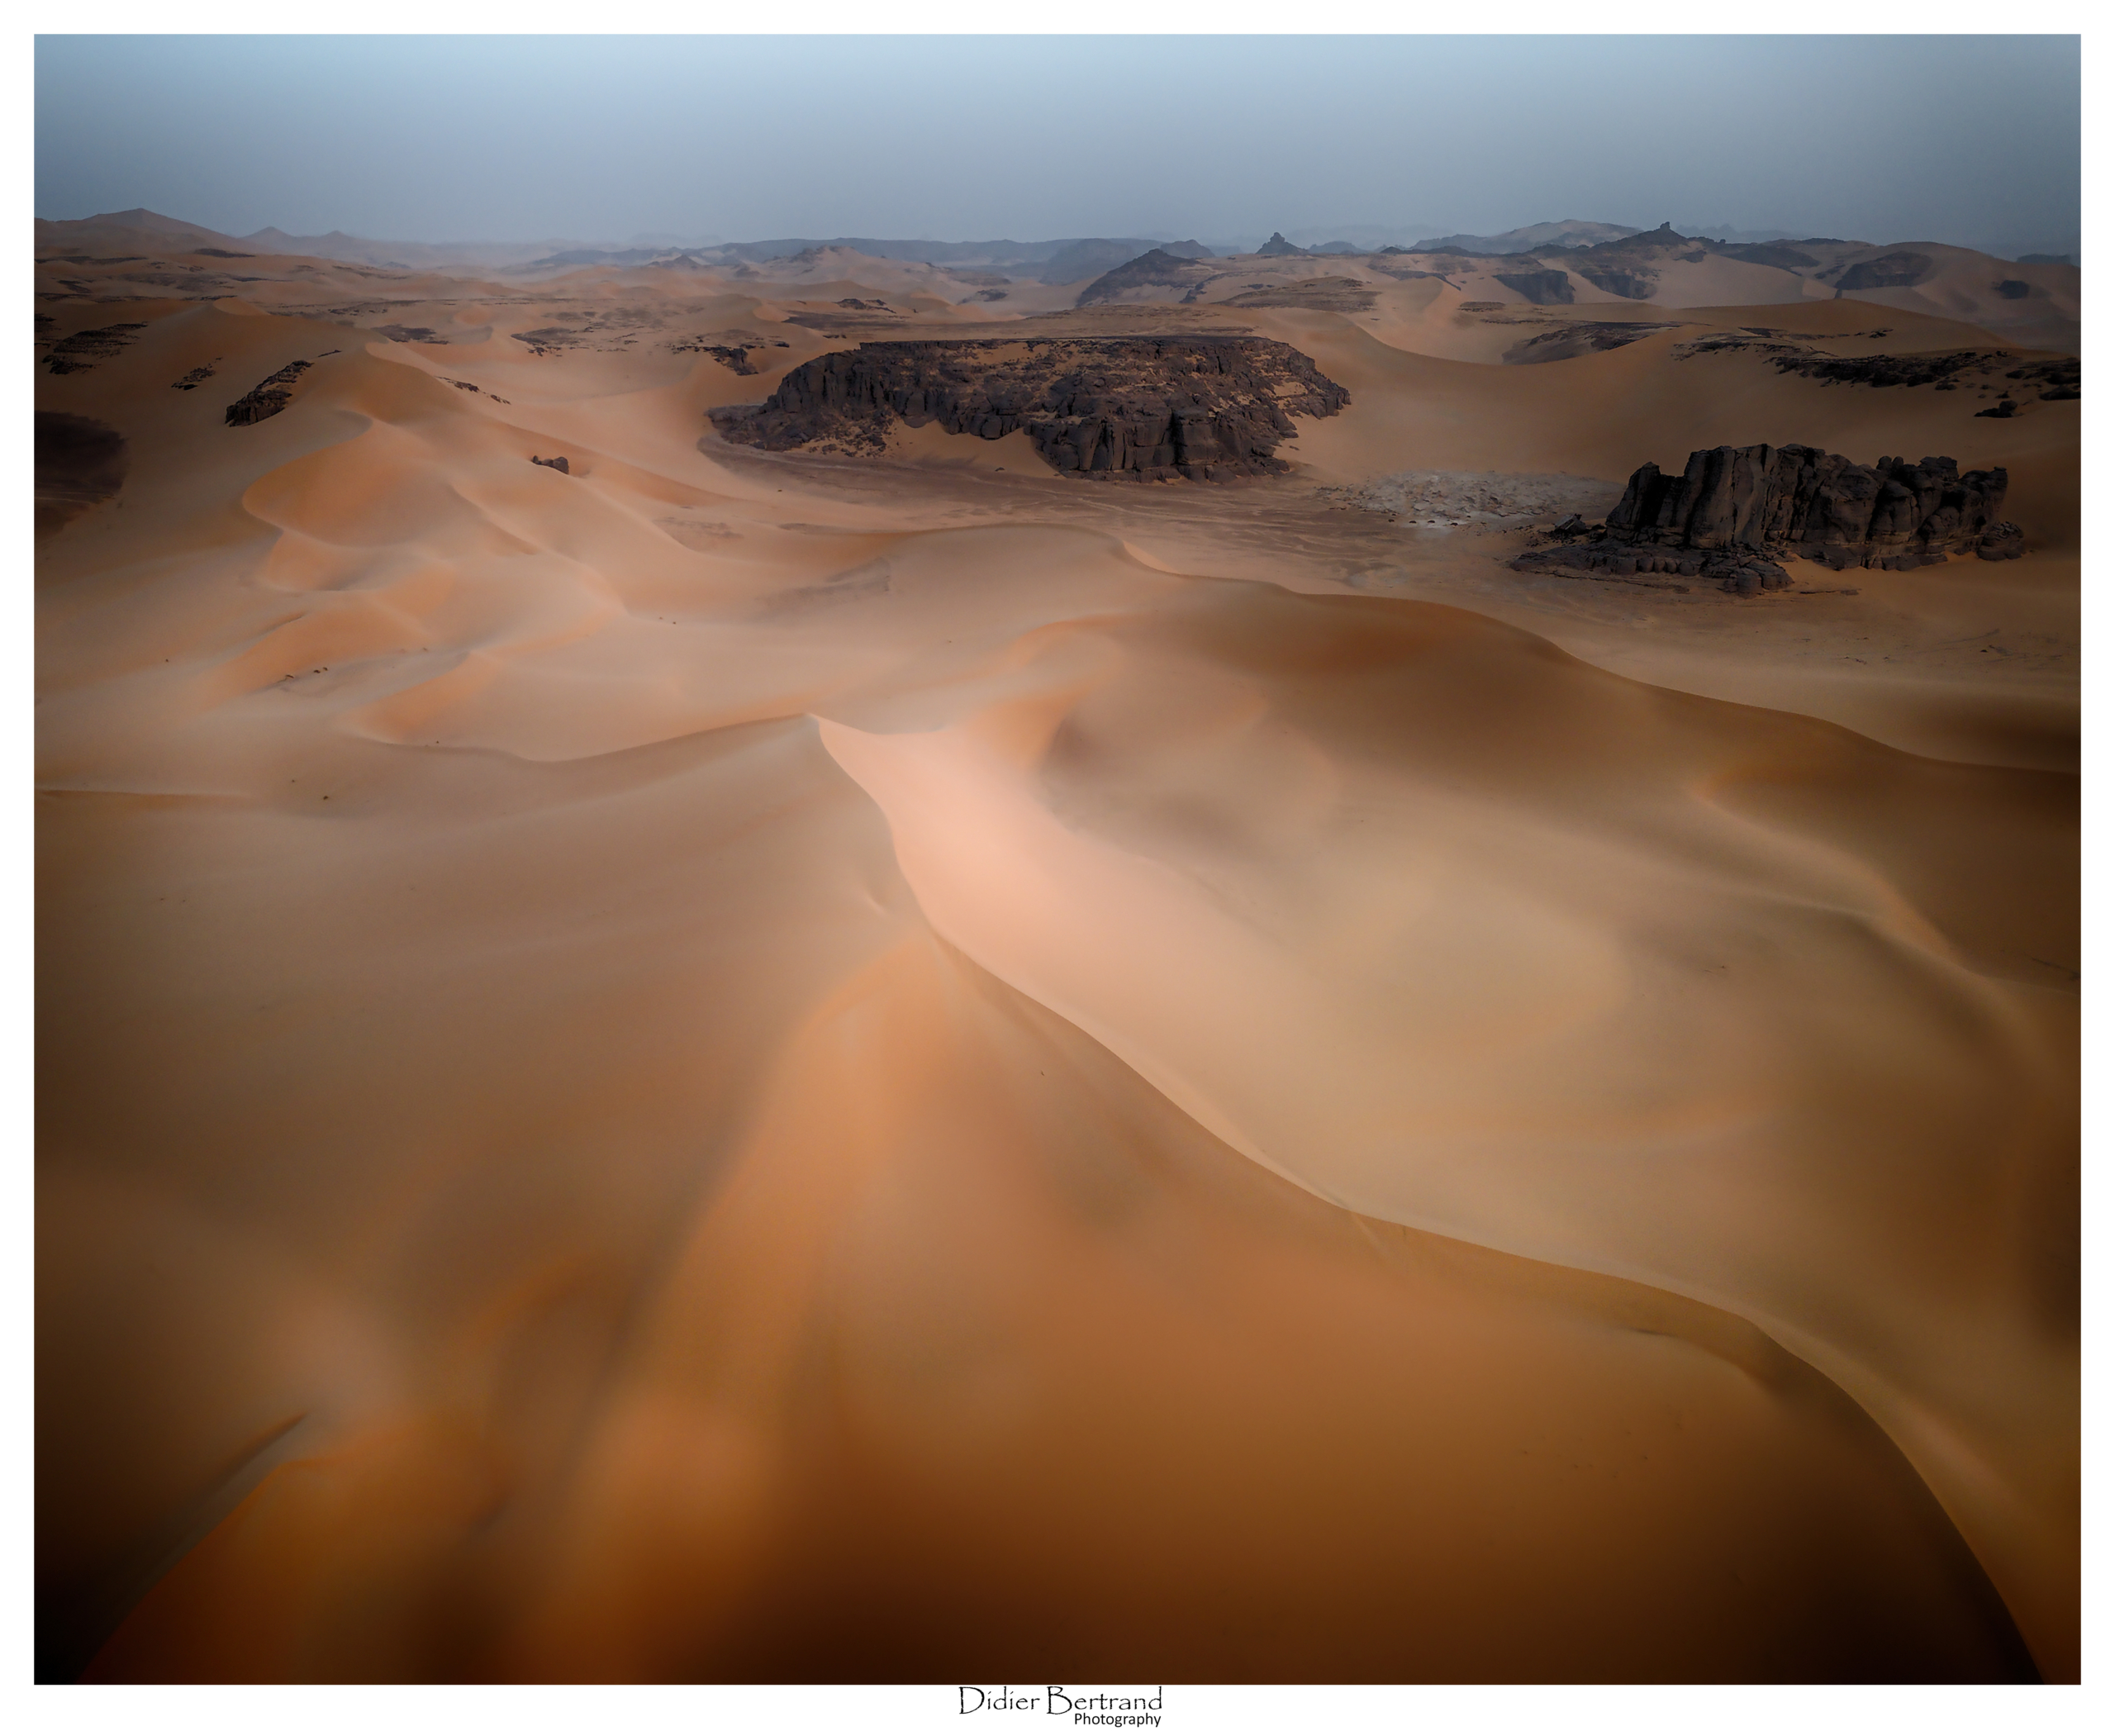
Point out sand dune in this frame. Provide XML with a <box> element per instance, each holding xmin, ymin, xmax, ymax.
<box><xmin>36</xmin><ymin>229</ymin><xmax>2076</xmax><ymax>1682</ymax></box>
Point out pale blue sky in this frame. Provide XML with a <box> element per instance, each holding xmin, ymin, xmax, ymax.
<box><xmin>35</xmin><ymin>35</ymin><xmax>2081</xmax><ymax>254</ymax></box>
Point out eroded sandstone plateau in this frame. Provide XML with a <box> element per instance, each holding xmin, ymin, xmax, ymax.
<box><xmin>710</xmin><ymin>337</ymin><xmax>1350</xmax><ymax>481</ymax></box>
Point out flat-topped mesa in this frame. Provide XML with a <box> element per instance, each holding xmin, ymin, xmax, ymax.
<box><xmin>1607</xmin><ymin>443</ymin><xmax>2015</xmax><ymax>570</ymax></box>
<box><xmin>711</xmin><ymin>337</ymin><xmax>1349</xmax><ymax>481</ymax></box>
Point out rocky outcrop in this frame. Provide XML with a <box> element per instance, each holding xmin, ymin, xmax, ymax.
<box><xmin>1606</xmin><ymin>445</ymin><xmax>2011</xmax><ymax>568</ymax></box>
<box><xmin>1493</xmin><ymin>269</ymin><xmax>1574</xmax><ymax>305</ymax></box>
<box><xmin>1769</xmin><ymin>348</ymin><xmax>2007</xmax><ymax>389</ymax></box>
<box><xmin>2008</xmin><ymin>358</ymin><xmax>2081</xmax><ymax>397</ymax></box>
<box><xmin>1831</xmin><ymin>250</ymin><xmax>1935</xmax><ymax>291</ymax></box>
<box><xmin>1077</xmin><ymin>249</ymin><xmax>1219</xmax><ymax>307</ymax></box>
<box><xmin>1722</xmin><ymin>243</ymin><xmax>1822</xmax><ymax>269</ymax></box>
<box><xmin>1502</xmin><ymin>321</ymin><xmax>1681</xmax><ymax>364</ymax></box>
<box><xmin>1033</xmin><ymin>238</ymin><xmax>1210</xmax><ymax>284</ymax></box>
<box><xmin>1975</xmin><ymin>522</ymin><xmax>2025</xmax><ymax>560</ymax></box>
<box><xmin>711</xmin><ymin>338</ymin><xmax>1348</xmax><ymax>482</ymax></box>
<box><xmin>1512</xmin><ymin>443</ymin><xmax>2017</xmax><ymax>591</ymax></box>
<box><xmin>1518</xmin><ymin>538</ymin><xmax>1798</xmax><ymax>597</ymax></box>
<box><xmin>1675</xmin><ymin>338</ymin><xmax>2079</xmax><ymax>407</ymax></box>
<box><xmin>1256</xmin><ymin>232</ymin><xmax>1308</xmax><ymax>256</ymax></box>
<box><xmin>1575</xmin><ymin>267</ymin><xmax>1655</xmax><ymax>300</ymax></box>
<box><xmin>1226</xmin><ymin>277</ymin><xmax>1378</xmax><ymax>312</ymax></box>
<box><xmin>530</xmin><ymin>454</ymin><xmax>571</xmax><ymax>473</ymax></box>
<box><xmin>224</xmin><ymin>359</ymin><xmax>312</xmax><ymax>426</ymax></box>
<box><xmin>44</xmin><ymin>322</ymin><xmax>145</xmax><ymax>374</ymax></box>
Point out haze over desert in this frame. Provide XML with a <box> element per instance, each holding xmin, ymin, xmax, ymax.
<box><xmin>28</xmin><ymin>25</ymin><xmax>2083</xmax><ymax>1702</ymax></box>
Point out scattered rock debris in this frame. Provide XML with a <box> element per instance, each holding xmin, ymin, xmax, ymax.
<box><xmin>44</xmin><ymin>322</ymin><xmax>146</xmax><ymax>374</ymax></box>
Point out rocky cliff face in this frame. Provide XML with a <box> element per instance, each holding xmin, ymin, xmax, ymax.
<box><xmin>1604</xmin><ymin>444</ymin><xmax>2012</xmax><ymax>568</ymax></box>
<box><xmin>711</xmin><ymin>338</ymin><xmax>1349</xmax><ymax>482</ymax></box>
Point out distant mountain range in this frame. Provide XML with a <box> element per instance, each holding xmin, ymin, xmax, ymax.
<box><xmin>1410</xmin><ymin>220</ymin><xmax>1644</xmax><ymax>254</ymax></box>
<box><xmin>520</xmin><ymin>236</ymin><xmax>1218</xmax><ymax>283</ymax></box>
<box><xmin>35</xmin><ymin>207</ymin><xmax>2081</xmax><ymax>280</ymax></box>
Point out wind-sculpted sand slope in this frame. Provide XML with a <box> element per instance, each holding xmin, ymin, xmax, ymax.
<box><xmin>36</xmin><ymin>272</ymin><xmax>2075</xmax><ymax>1682</ymax></box>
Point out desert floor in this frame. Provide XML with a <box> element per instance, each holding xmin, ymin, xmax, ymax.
<box><xmin>36</xmin><ymin>243</ymin><xmax>2077</xmax><ymax>1683</ymax></box>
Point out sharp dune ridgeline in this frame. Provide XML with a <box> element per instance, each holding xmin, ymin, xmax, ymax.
<box><xmin>36</xmin><ymin>207</ymin><xmax>2078</xmax><ymax>1685</ymax></box>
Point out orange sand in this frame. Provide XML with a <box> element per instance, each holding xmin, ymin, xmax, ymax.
<box><xmin>36</xmin><ymin>231</ymin><xmax>2075</xmax><ymax>1683</ymax></box>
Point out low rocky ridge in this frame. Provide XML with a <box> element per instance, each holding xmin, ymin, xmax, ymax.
<box><xmin>1503</xmin><ymin>321</ymin><xmax>1685</xmax><ymax>364</ymax></box>
<box><xmin>224</xmin><ymin>359</ymin><xmax>313</xmax><ymax>426</ymax></box>
<box><xmin>711</xmin><ymin>338</ymin><xmax>1349</xmax><ymax>481</ymax></box>
<box><xmin>1511</xmin><ymin>444</ymin><xmax>2021</xmax><ymax>596</ymax></box>
<box><xmin>43</xmin><ymin>322</ymin><xmax>146</xmax><ymax>375</ymax></box>
<box><xmin>1830</xmin><ymin>250</ymin><xmax>1935</xmax><ymax>291</ymax></box>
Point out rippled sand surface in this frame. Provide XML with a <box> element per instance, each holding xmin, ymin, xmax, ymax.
<box><xmin>36</xmin><ymin>269</ymin><xmax>2076</xmax><ymax>1682</ymax></box>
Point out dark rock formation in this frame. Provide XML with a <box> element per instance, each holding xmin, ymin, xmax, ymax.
<box><xmin>1676</xmin><ymin>336</ymin><xmax>2079</xmax><ymax>408</ymax></box>
<box><xmin>511</xmin><ymin>327</ymin><xmax>580</xmax><ymax>355</ymax></box>
<box><xmin>1031</xmin><ymin>238</ymin><xmax>1210</xmax><ymax>284</ymax></box>
<box><xmin>1503</xmin><ymin>321</ymin><xmax>1681</xmax><ymax>365</ymax></box>
<box><xmin>1976</xmin><ymin>522</ymin><xmax>2025</xmax><ymax>561</ymax></box>
<box><xmin>1723</xmin><ymin>243</ymin><xmax>1821</xmax><ymax>269</ymax></box>
<box><xmin>674</xmin><ymin>335</ymin><xmax>790</xmax><ymax>373</ymax></box>
<box><xmin>44</xmin><ymin>322</ymin><xmax>146</xmax><ymax>374</ymax></box>
<box><xmin>224</xmin><ymin>359</ymin><xmax>313</xmax><ymax>426</ymax></box>
<box><xmin>1226</xmin><ymin>277</ymin><xmax>1378</xmax><ymax>312</ymax></box>
<box><xmin>1975</xmin><ymin>398</ymin><xmax>2019</xmax><ymax>419</ymax></box>
<box><xmin>1256</xmin><ymin>232</ymin><xmax>1308</xmax><ymax>256</ymax></box>
<box><xmin>1770</xmin><ymin>348</ymin><xmax>2008</xmax><ymax>389</ymax></box>
<box><xmin>193</xmin><ymin>247</ymin><xmax>254</xmax><ymax>259</ymax></box>
<box><xmin>1575</xmin><ymin>268</ymin><xmax>1655</xmax><ymax>300</ymax></box>
<box><xmin>1995</xmin><ymin>279</ymin><xmax>2033</xmax><ymax>300</ymax></box>
<box><xmin>530</xmin><ymin>454</ymin><xmax>571</xmax><ymax>473</ymax></box>
<box><xmin>1604</xmin><ymin>445</ymin><xmax>2010</xmax><ymax>569</ymax></box>
<box><xmin>1515</xmin><ymin>537</ymin><xmax>1786</xmax><ymax>595</ymax></box>
<box><xmin>170</xmin><ymin>364</ymin><xmax>217</xmax><ymax>391</ymax></box>
<box><xmin>1494</xmin><ymin>269</ymin><xmax>1575</xmax><ymax>305</ymax></box>
<box><xmin>2008</xmin><ymin>358</ymin><xmax>2081</xmax><ymax>397</ymax></box>
<box><xmin>1831</xmin><ymin>251</ymin><xmax>1935</xmax><ymax>291</ymax></box>
<box><xmin>1514</xmin><ymin>443</ymin><xmax>2015</xmax><ymax>591</ymax></box>
<box><xmin>1077</xmin><ymin>249</ymin><xmax>1219</xmax><ymax>307</ymax></box>
<box><xmin>711</xmin><ymin>337</ymin><xmax>1348</xmax><ymax>482</ymax></box>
